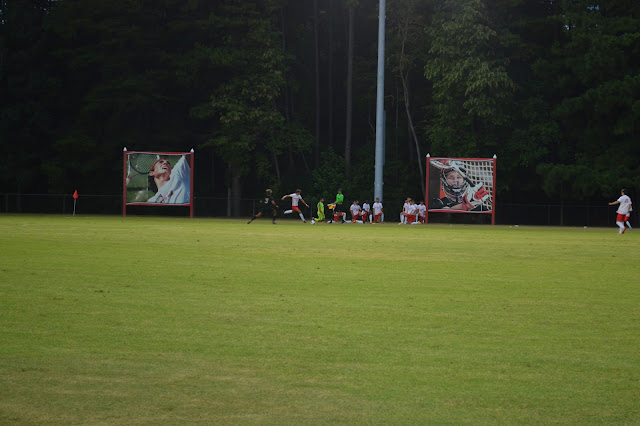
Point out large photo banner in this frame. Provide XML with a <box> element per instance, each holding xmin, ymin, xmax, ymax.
<box><xmin>425</xmin><ymin>156</ymin><xmax>496</xmax><ymax>223</ymax></box>
<box><xmin>123</xmin><ymin>150</ymin><xmax>194</xmax><ymax>216</ymax></box>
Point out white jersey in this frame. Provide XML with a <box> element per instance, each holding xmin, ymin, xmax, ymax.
<box><xmin>362</xmin><ymin>203</ymin><xmax>370</xmax><ymax>213</ymax></box>
<box><xmin>403</xmin><ymin>202</ymin><xmax>410</xmax><ymax>213</ymax></box>
<box><xmin>288</xmin><ymin>193</ymin><xmax>302</xmax><ymax>207</ymax></box>
<box><xmin>417</xmin><ymin>204</ymin><xmax>426</xmax><ymax>217</ymax></box>
<box><xmin>147</xmin><ymin>156</ymin><xmax>190</xmax><ymax>204</ymax></box>
<box><xmin>350</xmin><ymin>204</ymin><xmax>361</xmax><ymax>215</ymax></box>
<box><xmin>408</xmin><ymin>204</ymin><xmax>419</xmax><ymax>215</ymax></box>
<box><xmin>373</xmin><ymin>202</ymin><xmax>383</xmax><ymax>215</ymax></box>
<box><xmin>617</xmin><ymin>195</ymin><xmax>632</xmax><ymax>215</ymax></box>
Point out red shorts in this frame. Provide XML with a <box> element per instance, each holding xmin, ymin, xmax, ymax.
<box><xmin>374</xmin><ymin>213</ymin><xmax>382</xmax><ymax>222</ymax></box>
<box><xmin>292</xmin><ymin>206</ymin><xmax>302</xmax><ymax>213</ymax></box>
<box><xmin>617</xmin><ymin>213</ymin><xmax>627</xmax><ymax>222</ymax></box>
<box><xmin>407</xmin><ymin>214</ymin><xmax>416</xmax><ymax>223</ymax></box>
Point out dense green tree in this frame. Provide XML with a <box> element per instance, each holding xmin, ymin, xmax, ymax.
<box><xmin>2</xmin><ymin>0</ymin><xmax>638</xmax><ymax>217</ymax></box>
<box><xmin>536</xmin><ymin>0</ymin><xmax>640</xmax><ymax>200</ymax></box>
<box><xmin>425</xmin><ymin>0</ymin><xmax>516</xmax><ymax>159</ymax></box>
<box><xmin>194</xmin><ymin>0</ymin><xmax>313</xmax><ymax>214</ymax></box>
<box><xmin>0</xmin><ymin>0</ymin><xmax>57</xmax><ymax>200</ymax></box>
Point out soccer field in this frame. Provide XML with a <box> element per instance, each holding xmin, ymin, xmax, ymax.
<box><xmin>1</xmin><ymin>215</ymin><xmax>639</xmax><ymax>424</ymax></box>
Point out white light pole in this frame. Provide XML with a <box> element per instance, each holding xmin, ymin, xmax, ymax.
<box><xmin>373</xmin><ymin>0</ymin><xmax>386</xmax><ymax>202</ymax></box>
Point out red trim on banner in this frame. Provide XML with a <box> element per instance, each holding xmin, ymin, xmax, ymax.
<box><xmin>428</xmin><ymin>156</ymin><xmax>492</xmax><ymax>161</ymax></box>
<box><xmin>122</xmin><ymin>151</ymin><xmax>127</xmax><ymax>217</ymax></box>
<box><xmin>123</xmin><ymin>150</ymin><xmax>194</xmax><ymax>216</ymax></box>
<box><xmin>190</xmin><ymin>152</ymin><xmax>195</xmax><ymax>218</ymax></box>
<box><xmin>492</xmin><ymin>157</ymin><xmax>497</xmax><ymax>225</ymax></box>
<box><xmin>427</xmin><ymin>209</ymin><xmax>493</xmax><ymax>214</ymax></box>
<box><xmin>126</xmin><ymin>203</ymin><xmax>191</xmax><ymax>206</ymax></box>
<box><xmin>425</xmin><ymin>156</ymin><xmax>496</xmax><ymax>221</ymax></box>
<box><xmin>425</xmin><ymin>158</ymin><xmax>430</xmax><ymax>224</ymax></box>
<box><xmin>126</xmin><ymin>150</ymin><xmax>191</xmax><ymax>155</ymax></box>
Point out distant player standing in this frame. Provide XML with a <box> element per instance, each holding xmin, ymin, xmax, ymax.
<box><xmin>248</xmin><ymin>189</ymin><xmax>279</xmax><ymax>224</ymax></box>
<box><xmin>329</xmin><ymin>189</ymin><xmax>346</xmax><ymax>223</ymax></box>
<box><xmin>282</xmin><ymin>189</ymin><xmax>310</xmax><ymax>222</ymax></box>
<box><xmin>608</xmin><ymin>189</ymin><xmax>632</xmax><ymax>234</ymax></box>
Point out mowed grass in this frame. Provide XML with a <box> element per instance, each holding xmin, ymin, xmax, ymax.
<box><xmin>1</xmin><ymin>214</ymin><xmax>639</xmax><ymax>424</ymax></box>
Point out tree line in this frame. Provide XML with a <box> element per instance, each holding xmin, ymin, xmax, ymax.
<box><xmin>1</xmin><ymin>0</ymin><xmax>638</xmax><ymax>213</ymax></box>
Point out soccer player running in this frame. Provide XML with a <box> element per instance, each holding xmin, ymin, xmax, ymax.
<box><xmin>281</xmin><ymin>189</ymin><xmax>310</xmax><ymax>222</ymax></box>
<box><xmin>248</xmin><ymin>188</ymin><xmax>279</xmax><ymax>224</ymax></box>
<box><xmin>609</xmin><ymin>189</ymin><xmax>632</xmax><ymax>234</ymax></box>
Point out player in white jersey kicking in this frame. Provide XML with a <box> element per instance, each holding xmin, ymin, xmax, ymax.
<box><xmin>609</xmin><ymin>188</ymin><xmax>632</xmax><ymax>234</ymax></box>
<box><xmin>282</xmin><ymin>189</ymin><xmax>310</xmax><ymax>223</ymax></box>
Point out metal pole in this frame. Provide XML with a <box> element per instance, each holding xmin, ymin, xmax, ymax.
<box><xmin>373</xmin><ymin>0</ymin><xmax>386</xmax><ymax>202</ymax></box>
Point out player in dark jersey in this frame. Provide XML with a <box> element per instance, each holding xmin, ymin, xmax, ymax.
<box><xmin>248</xmin><ymin>189</ymin><xmax>279</xmax><ymax>224</ymax></box>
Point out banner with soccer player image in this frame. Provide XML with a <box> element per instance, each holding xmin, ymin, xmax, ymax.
<box><xmin>425</xmin><ymin>156</ymin><xmax>496</xmax><ymax>223</ymax></box>
<box><xmin>123</xmin><ymin>150</ymin><xmax>194</xmax><ymax>216</ymax></box>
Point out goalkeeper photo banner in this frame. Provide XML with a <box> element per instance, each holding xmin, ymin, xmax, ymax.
<box><xmin>425</xmin><ymin>156</ymin><xmax>496</xmax><ymax>223</ymax></box>
<box><xmin>122</xmin><ymin>149</ymin><xmax>194</xmax><ymax>217</ymax></box>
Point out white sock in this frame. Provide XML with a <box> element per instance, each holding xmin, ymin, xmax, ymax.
<box><xmin>617</xmin><ymin>221</ymin><xmax>625</xmax><ymax>233</ymax></box>
<box><xmin>299</xmin><ymin>213</ymin><xmax>305</xmax><ymax>221</ymax></box>
<box><xmin>626</xmin><ymin>221</ymin><xmax>632</xmax><ymax>228</ymax></box>
<box><xmin>284</xmin><ymin>210</ymin><xmax>292</xmax><ymax>214</ymax></box>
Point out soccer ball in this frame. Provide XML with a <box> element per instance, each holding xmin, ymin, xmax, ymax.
<box><xmin>310</xmin><ymin>220</ymin><xmax>316</xmax><ymax>225</ymax></box>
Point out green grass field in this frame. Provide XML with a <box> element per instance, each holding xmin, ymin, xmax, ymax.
<box><xmin>1</xmin><ymin>214</ymin><xmax>639</xmax><ymax>424</ymax></box>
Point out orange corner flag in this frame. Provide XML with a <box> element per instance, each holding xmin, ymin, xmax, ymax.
<box><xmin>73</xmin><ymin>190</ymin><xmax>78</xmax><ymax>199</ymax></box>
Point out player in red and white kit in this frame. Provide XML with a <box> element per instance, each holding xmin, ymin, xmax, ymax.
<box><xmin>361</xmin><ymin>200</ymin><xmax>371</xmax><ymax>223</ymax></box>
<box><xmin>609</xmin><ymin>189</ymin><xmax>632</xmax><ymax>234</ymax></box>
<box><xmin>372</xmin><ymin>198</ymin><xmax>384</xmax><ymax>223</ymax></box>
<box><xmin>416</xmin><ymin>201</ymin><xmax>426</xmax><ymax>224</ymax></box>
<box><xmin>406</xmin><ymin>199</ymin><xmax>420</xmax><ymax>225</ymax></box>
<box><xmin>400</xmin><ymin>198</ymin><xmax>411</xmax><ymax>224</ymax></box>
<box><xmin>282</xmin><ymin>189</ymin><xmax>310</xmax><ymax>223</ymax></box>
<box><xmin>349</xmin><ymin>200</ymin><xmax>362</xmax><ymax>223</ymax></box>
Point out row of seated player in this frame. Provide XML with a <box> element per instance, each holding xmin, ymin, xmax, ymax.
<box><xmin>316</xmin><ymin>198</ymin><xmax>385</xmax><ymax>224</ymax></box>
<box><xmin>399</xmin><ymin>198</ymin><xmax>426</xmax><ymax>225</ymax></box>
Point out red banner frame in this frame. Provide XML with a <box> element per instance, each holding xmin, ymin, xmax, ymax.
<box><xmin>122</xmin><ymin>149</ymin><xmax>194</xmax><ymax>218</ymax></box>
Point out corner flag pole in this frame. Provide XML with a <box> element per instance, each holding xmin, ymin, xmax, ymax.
<box><xmin>373</xmin><ymin>0</ymin><xmax>386</xmax><ymax>203</ymax></box>
<box><xmin>72</xmin><ymin>190</ymin><xmax>78</xmax><ymax>216</ymax></box>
